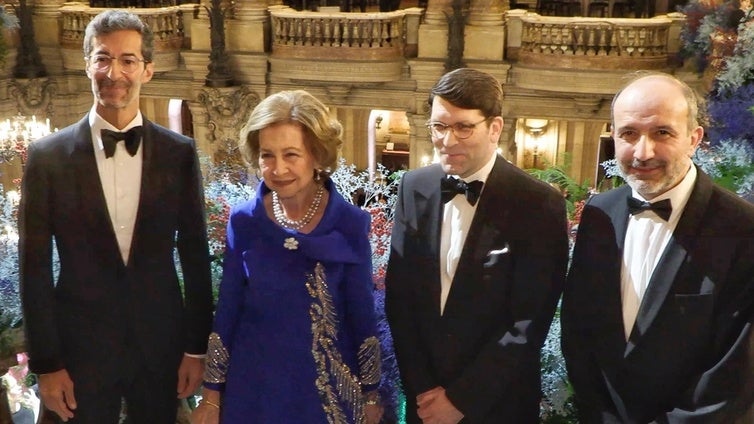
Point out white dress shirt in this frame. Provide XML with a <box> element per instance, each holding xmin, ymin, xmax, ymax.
<box><xmin>621</xmin><ymin>165</ymin><xmax>697</xmax><ymax>339</ymax></box>
<box><xmin>90</xmin><ymin>108</ymin><xmax>144</xmax><ymax>265</ymax></box>
<box><xmin>439</xmin><ymin>153</ymin><xmax>497</xmax><ymax>315</ymax></box>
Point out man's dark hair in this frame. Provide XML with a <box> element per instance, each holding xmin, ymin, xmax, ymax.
<box><xmin>428</xmin><ymin>68</ymin><xmax>504</xmax><ymax>118</ymax></box>
<box><xmin>83</xmin><ymin>10</ymin><xmax>154</xmax><ymax>63</ymax></box>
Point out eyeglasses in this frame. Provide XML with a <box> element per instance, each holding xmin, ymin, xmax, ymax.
<box><xmin>86</xmin><ymin>54</ymin><xmax>148</xmax><ymax>74</ymax></box>
<box><xmin>426</xmin><ymin>118</ymin><xmax>490</xmax><ymax>140</ymax></box>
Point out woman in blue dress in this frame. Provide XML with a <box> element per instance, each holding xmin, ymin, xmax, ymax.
<box><xmin>192</xmin><ymin>90</ymin><xmax>383</xmax><ymax>424</ymax></box>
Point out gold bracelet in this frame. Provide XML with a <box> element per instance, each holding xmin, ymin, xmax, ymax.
<box><xmin>202</xmin><ymin>400</ymin><xmax>221</xmax><ymax>409</ymax></box>
<box><xmin>364</xmin><ymin>391</ymin><xmax>380</xmax><ymax>406</ymax></box>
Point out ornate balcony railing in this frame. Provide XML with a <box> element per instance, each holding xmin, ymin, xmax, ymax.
<box><xmin>517</xmin><ymin>15</ymin><xmax>672</xmax><ymax>69</ymax></box>
<box><xmin>59</xmin><ymin>3</ymin><xmax>189</xmax><ymax>72</ymax></box>
<box><xmin>267</xmin><ymin>6</ymin><xmax>419</xmax><ymax>82</ymax></box>
<box><xmin>269</xmin><ymin>7</ymin><xmax>408</xmax><ymax>60</ymax></box>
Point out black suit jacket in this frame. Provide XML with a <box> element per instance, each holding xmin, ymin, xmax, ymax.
<box><xmin>562</xmin><ymin>168</ymin><xmax>754</xmax><ymax>423</ymax></box>
<box><xmin>385</xmin><ymin>156</ymin><xmax>569</xmax><ymax>423</ymax></box>
<box><xmin>19</xmin><ymin>115</ymin><xmax>213</xmax><ymax>393</ymax></box>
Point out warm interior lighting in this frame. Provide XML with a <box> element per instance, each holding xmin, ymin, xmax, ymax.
<box><xmin>524</xmin><ymin>118</ymin><xmax>549</xmax><ymax>136</ymax></box>
<box><xmin>0</xmin><ymin>114</ymin><xmax>53</xmax><ymax>163</ymax></box>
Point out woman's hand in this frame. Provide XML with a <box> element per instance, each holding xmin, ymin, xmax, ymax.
<box><xmin>191</xmin><ymin>388</ymin><xmax>221</xmax><ymax>424</ymax></box>
<box><xmin>365</xmin><ymin>403</ymin><xmax>384</xmax><ymax>424</ymax></box>
<box><xmin>191</xmin><ymin>401</ymin><xmax>220</xmax><ymax>424</ymax></box>
<box><xmin>363</xmin><ymin>390</ymin><xmax>383</xmax><ymax>424</ymax></box>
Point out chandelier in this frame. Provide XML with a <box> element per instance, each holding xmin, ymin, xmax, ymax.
<box><xmin>0</xmin><ymin>114</ymin><xmax>53</xmax><ymax>164</ymax></box>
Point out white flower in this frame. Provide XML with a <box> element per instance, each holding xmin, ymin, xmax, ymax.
<box><xmin>284</xmin><ymin>237</ymin><xmax>299</xmax><ymax>250</ymax></box>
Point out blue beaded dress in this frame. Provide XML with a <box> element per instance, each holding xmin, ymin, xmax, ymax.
<box><xmin>203</xmin><ymin>179</ymin><xmax>381</xmax><ymax>423</ymax></box>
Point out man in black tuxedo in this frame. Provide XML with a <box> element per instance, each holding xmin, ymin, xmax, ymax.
<box><xmin>385</xmin><ymin>68</ymin><xmax>569</xmax><ymax>423</ymax></box>
<box><xmin>19</xmin><ymin>10</ymin><xmax>213</xmax><ymax>423</ymax></box>
<box><xmin>562</xmin><ymin>72</ymin><xmax>754</xmax><ymax>423</ymax></box>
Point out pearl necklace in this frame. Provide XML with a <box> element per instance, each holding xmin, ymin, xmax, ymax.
<box><xmin>272</xmin><ymin>184</ymin><xmax>325</xmax><ymax>230</ymax></box>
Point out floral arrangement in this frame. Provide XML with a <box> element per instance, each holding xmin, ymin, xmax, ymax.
<box><xmin>540</xmin><ymin>308</ymin><xmax>578</xmax><ymax>423</ymax></box>
<box><xmin>330</xmin><ymin>160</ymin><xmax>404</xmax><ymax>423</ymax></box>
<box><xmin>679</xmin><ymin>0</ymin><xmax>754</xmax><ymax>146</ymax></box>
<box><xmin>0</xmin><ymin>184</ymin><xmax>23</xmax><ymax>332</ymax></box>
<box><xmin>199</xmin><ymin>165</ymin><xmax>256</xmax><ymax>297</ymax></box>
<box><xmin>679</xmin><ymin>0</ymin><xmax>742</xmax><ymax>73</ymax></box>
<box><xmin>1</xmin><ymin>352</ymin><xmax>38</xmax><ymax>420</ymax></box>
<box><xmin>693</xmin><ymin>139</ymin><xmax>754</xmax><ymax>196</ymax></box>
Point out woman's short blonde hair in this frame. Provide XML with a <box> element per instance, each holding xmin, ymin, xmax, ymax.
<box><xmin>239</xmin><ymin>90</ymin><xmax>343</xmax><ymax>179</ymax></box>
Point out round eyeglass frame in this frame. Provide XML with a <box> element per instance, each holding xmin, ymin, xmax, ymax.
<box><xmin>426</xmin><ymin>117</ymin><xmax>491</xmax><ymax>140</ymax></box>
<box><xmin>86</xmin><ymin>54</ymin><xmax>148</xmax><ymax>74</ymax></box>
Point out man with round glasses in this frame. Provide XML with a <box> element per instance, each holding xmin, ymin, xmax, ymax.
<box><xmin>19</xmin><ymin>10</ymin><xmax>213</xmax><ymax>423</ymax></box>
<box><xmin>386</xmin><ymin>68</ymin><xmax>569</xmax><ymax>423</ymax></box>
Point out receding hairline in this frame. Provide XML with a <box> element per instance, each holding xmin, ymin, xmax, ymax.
<box><xmin>612</xmin><ymin>73</ymin><xmax>699</xmax><ymax>131</ymax></box>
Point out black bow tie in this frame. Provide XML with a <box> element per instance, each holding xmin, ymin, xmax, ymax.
<box><xmin>627</xmin><ymin>197</ymin><xmax>672</xmax><ymax>221</ymax></box>
<box><xmin>101</xmin><ymin>127</ymin><xmax>143</xmax><ymax>158</ymax></box>
<box><xmin>441</xmin><ymin>176</ymin><xmax>484</xmax><ymax>206</ymax></box>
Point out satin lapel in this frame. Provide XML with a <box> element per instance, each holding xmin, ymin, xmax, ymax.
<box><xmin>414</xmin><ymin>165</ymin><xmax>445</xmax><ymax>259</ymax></box>
<box><xmin>625</xmin><ymin>168</ymin><xmax>712</xmax><ymax>356</ymax></box>
<box><xmin>595</xmin><ymin>187</ymin><xmax>636</xmax><ymax>360</ymax></box>
<box><xmin>70</xmin><ymin>116</ymin><xmax>123</xmax><ymax>264</ymax></box>
<box><xmin>458</xmin><ymin>157</ymin><xmax>507</xmax><ymax>271</ymax></box>
<box><xmin>608</xmin><ymin>186</ymin><xmax>632</xmax><ymax>248</ymax></box>
<box><xmin>127</xmin><ymin>120</ymin><xmax>156</xmax><ymax>266</ymax></box>
<box><xmin>445</xmin><ymin>157</ymin><xmax>507</xmax><ymax>315</ymax></box>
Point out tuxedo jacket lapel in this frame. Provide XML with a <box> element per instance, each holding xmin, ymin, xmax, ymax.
<box><xmin>412</xmin><ymin>165</ymin><xmax>445</xmax><ymax>316</ymax></box>
<box><xmin>128</xmin><ymin>120</ymin><xmax>154</xmax><ymax>267</ymax></box>
<box><xmin>456</xmin><ymin>157</ymin><xmax>507</xmax><ymax>272</ymax></box>
<box><xmin>444</xmin><ymin>157</ymin><xmax>508</xmax><ymax>315</ymax></box>
<box><xmin>625</xmin><ymin>168</ymin><xmax>713</xmax><ymax>355</ymax></box>
<box><xmin>69</xmin><ymin>116</ymin><xmax>124</xmax><ymax>266</ymax></box>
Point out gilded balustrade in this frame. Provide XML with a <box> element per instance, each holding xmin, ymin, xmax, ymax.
<box><xmin>518</xmin><ymin>16</ymin><xmax>672</xmax><ymax>69</ymax></box>
<box><xmin>269</xmin><ymin>7</ymin><xmax>407</xmax><ymax>61</ymax></box>
<box><xmin>59</xmin><ymin>3</ymin><xmax>190</xmax><ymax>72</ymax></box>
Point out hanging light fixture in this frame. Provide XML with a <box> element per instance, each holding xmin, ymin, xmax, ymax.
<box><xmin>0</xmin><ymin>114</ymin><xmax>52</xmax><ymax>164</ymax></box>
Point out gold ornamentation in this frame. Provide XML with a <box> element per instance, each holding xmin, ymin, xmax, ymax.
<box><xmin>306</xmin><ymin>263</ymin><xmax>366</xmax><ymax>424</ymax></box>
<box><xmin>358</xmin><ymin>336</ymin><xmax>381</xmax><ymax>386</ymax></box>
<box><xmin>204</xmin><ymin>332</ymin><xmax>230</xmax><ymax>384</ymax></box>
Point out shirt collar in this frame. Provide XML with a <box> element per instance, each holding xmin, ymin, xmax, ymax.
<box><xmin>90</xmin><ymin>107</ymin><xmax>144</xmax><ymax>152</ymax></box>
<box><xmin>457</xmin><ymin>152</ymin><xmax>497</xmax><ymax>184</ymax></box>
<box><xmin>89</xmin><ymin>106</ymin><xmax>143</xmax><ymax>132</ymax></box>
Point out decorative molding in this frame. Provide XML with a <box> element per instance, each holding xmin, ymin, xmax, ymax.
<box><xmin>10</xmin><ymin>77</ymin><xmax>57</xmax><ymax>119</ymax></box>
<box><xmin>197</xmin><ymin>85</ymin><xmax>260</xmax><ymax>169</ymax></box>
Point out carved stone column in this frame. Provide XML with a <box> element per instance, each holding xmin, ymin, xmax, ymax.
<box><xmin>465</xmin><ymin>0</ymin><xmax>506</xmax><ymax>61</ymax></box>
<box><xmin>234</xmin><ymin>0</ymin><xmax>271</xmax><ymax>20</ymax></box>
<box><xmin>228</xmin><ymin>0</ymin><xmax>269</xmax><ymax>52</ymax></box>
<box><xmin>31</xmin><ymin>0</ymin><xmax>65</xmax><ymax>46</ymax></box>
<box><xmin>468</xmin><ymin>0</ymin><xmax>505</xmax><ymax>26</ymax></box>
<box><xmin>417</xmin><ymin>0</ymin><xmax>453</xmax><ymax>59</ymax></box>
<box><xmin>407</xmin><ymin>112</ymin><xmax>432</xmax><ymax>170</ymax></box>
<box><xmin>423</xmin><ymin>0</ymin><xmax>453</xmax><ymax>26</ymax></box>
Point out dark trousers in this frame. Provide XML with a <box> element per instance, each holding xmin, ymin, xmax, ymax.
<box><xmin>48</xmin><ymin>364</ymin><xmax>179</xmax><ymax>424</ymax></box>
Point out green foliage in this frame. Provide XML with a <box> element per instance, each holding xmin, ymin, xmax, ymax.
<box><xmin>694</xmin><ymin>139</ymin><xmax>754</xmax><ymax>196</ymax></box>
<box><xmin>526</xmin><ymin>161</ymin><xmax>590</xmax><ymax>220</ymax></box>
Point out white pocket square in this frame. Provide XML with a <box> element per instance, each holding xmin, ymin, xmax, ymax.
<box><xmin>487</xmin><ymin>244</ymin><xmax>510</xmax><ymax>256</ymax></box>
<box><xmin>484</xmin><ymin>243</ymin><xmax>510</xmax><ymax>267</ymax></box>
